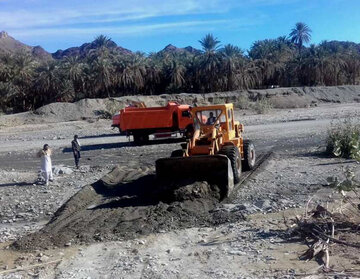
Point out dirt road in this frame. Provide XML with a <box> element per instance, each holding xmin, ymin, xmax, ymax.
<box><xmin>0</xmin><ymin>103</ymin><xmax>359</xmax><ymax>278</ymax></box>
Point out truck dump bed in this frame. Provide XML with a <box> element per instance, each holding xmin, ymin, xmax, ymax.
<box><xmin>119</xmin><ymin>102</ymin><xmax>190</xmax><ymax>131</ymax></box>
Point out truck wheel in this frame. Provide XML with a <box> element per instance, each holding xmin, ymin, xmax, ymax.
<box><xmin>171</xmin><ymin>149</ymin><xmax>184</xmax><ymax>157</ymax></box>
<box><xmin>243</xmin><ymin>140</ymin><xmax>256</xmax><ymax>171</ymax></box>
<box><xmin>133</xmin><ymin>134</ymin><xmax>149</xmax><ymax>145</ymax></box>
<box><xmin>219</xmin><ymin>145</ymin><xmax>242</xmax><ymax>184</ymax></box>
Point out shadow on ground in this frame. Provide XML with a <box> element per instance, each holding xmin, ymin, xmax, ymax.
<box><xmin>0</xmin><ymin>182</ymin><xmax>35</xmax><ymax>188</ymax></box>
<box><xmin>62</xmin><ymin>138</ymin><xmax>186</xmax><ymax>153</ymax></box>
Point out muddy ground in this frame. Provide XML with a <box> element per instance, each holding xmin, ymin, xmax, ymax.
<box><xmin>0</xmin><ymin>95</ymin><xmax>359</xmax><ymax>278</ymax></box>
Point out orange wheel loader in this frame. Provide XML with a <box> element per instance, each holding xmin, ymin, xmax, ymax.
<box><xmin>156</xmin><ymin>104</ymin><xmax>256</xmax><ymax>199</ymax></box>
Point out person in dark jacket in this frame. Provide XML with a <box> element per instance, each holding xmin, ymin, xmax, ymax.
<box><xmin>71</xmin><ymin>135</ymin><xmax>81</xmax><ymax>169</ymax></box>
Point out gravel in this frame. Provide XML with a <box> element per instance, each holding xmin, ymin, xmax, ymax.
<box><xmin>0</xmin><ymin>96</ymin><xmax>359</xmax><ymax>278</ymax></box>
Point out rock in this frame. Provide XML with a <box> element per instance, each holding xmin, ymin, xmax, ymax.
<box><xmin>39</xmin><ymin>255</ymin><xmax>49</xmax><ymax>262</ymax></box>
<box><xmin>228</xmin><ymin>250</ymin><xmax>247</xmax><ymax>256</ymax></box>
<box><xmin>255</xmin><ymin>199</ymin><xmax>272</xmax><ymax>210</ymax></box>
<box><xmin>52</xmin><ymin>165</ymin><xmax>73</xmax><ymax>175</ymax></box>
<box><xmin>79</xmin><ymin>165</ymin><xmax>90</xmax><ymax>172</ymax></box>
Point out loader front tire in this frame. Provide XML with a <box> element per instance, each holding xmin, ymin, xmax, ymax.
<box><xmin>219</xmin><ymin>145</ymin><xmax>242</xmax><ymax>184</ymax></box>
<box><xmin>243</xmin><ymin>140</ymin><xmax>256</xmax><ymax>171</ymax></box>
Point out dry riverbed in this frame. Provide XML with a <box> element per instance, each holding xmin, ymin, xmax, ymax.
<box><xmin>0</xmin><ymin>102</ymin><xmax>359</xmax><ymax>278</ymax></box>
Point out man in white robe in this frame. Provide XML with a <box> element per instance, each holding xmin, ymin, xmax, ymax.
<box><xmin>38</xmin><ymin>144</ymin><xmax>53</xmax><ymax>186</ymax></box>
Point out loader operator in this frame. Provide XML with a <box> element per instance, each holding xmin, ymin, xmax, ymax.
<box><xmin>206</xmin><ymin>112</ymin><xmax>216</xmax><ymax>125</ymax></box>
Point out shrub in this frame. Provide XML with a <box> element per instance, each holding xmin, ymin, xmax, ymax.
<box><xmin>105</xmin><ymin>99</ymin><xmax>121</xmax><ymax>118</ymax></box>
<box><xmin>236</xmin><ymin>95</ymin><xmax>251</xmax><ymax>109</ymax></box>
<box><xmin>327</xmin><ymin>120</ymin><xmax>360</xmax><ymax>160</ymax></box>
<box><xmin>327</xmin><ymin>167</ymin><xmax>359</xmax><ymax>192</ymax></box>
<box><xmin>253</xmin><ymin>98</ymin><xmax>273</xmax><ymax>114</ymax></box>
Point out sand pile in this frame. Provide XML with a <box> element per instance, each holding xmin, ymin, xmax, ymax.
<box><xmin>13</xmin><ymin>166</ymin><xmax>244</xmax><ymax>250</ymax></box>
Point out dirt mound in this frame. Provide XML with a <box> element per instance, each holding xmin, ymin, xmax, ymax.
<box><xmin>34</xmin><ymin>99</ymin><xmax>108</xmax><ymax>122</ymax></box>
<box><xmin>2</xmin><ymin>85</ymin><xmax>360</xmax><ymax>127</ymax></box>
<box><xmin>12</xmin><ymin>166</ymin><xmax>244</xmax><ymax>251</ymax></box>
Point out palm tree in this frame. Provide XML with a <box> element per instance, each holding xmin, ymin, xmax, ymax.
<box><xmin>13</xmin><ymin>52</ymin><xmax>36</xmax><ymax>85</ymax></box>
<box><xmin>93</xmin><ymin>34</ymin><xmax>112</xmax><ymax>48</ymax></box>
<box><xmin>115</xmin><ymin>54</ymin><xmax>146</xmax><ymax>94</ymax></box>
<box><xmin>11</xmin><ymin>52</ymin><xmax>37</xmax><ymax>110</ymax></box>
<box><xmin>167</xmin><ymin>59</ymin><xmax>186</xmax><ymax>91</ymax></box>
<box><xmin>91</xmin><ymin>56</ymin><xmax>113</xmax><ymax>97</ymax></box>
<box><xmin>220</xmin><ymin>44</ymin><xmax>244</xmax><ymax>90</ymax></box>
<box><xmin>144</xmin><ymin>62</ymin><xmax>161</xmax><ymax>95</ymax></box>
<box><xmin>89</xmin><ymin>34</ymin><xmax>113</xmax><ymax>59</ymax></box>
<box><xmin>196</xmin><ymin>34</ymin><xmax>223</xmax><ymax>92</ymax></box>
<box><xmin>0</xmin><ymin>53</ymin><xmax>14</xmax><ymax>82</ymax></box>
<box><xmin>199</xmin><ymin>34</ymin><xmax>221</xmax><ymax>54</ymax></box>
<box><xmin>289</xmin><ymin>22</ymin><xmax>312</xmax><ymax>53</ymax></box>
<box><xmin>0</xmin><ymin>81</ymin><xmax>19</xmax><ymax>111</ymax></box>
<box><xmin>35</xmin><ymin>61</ymin><xmax>62</xmax><ymax>103</ymax></box>
<box><xmin>62</xmin><ymin>56</ymin><xmax>86</xmax><ymax>95</ymax></box>
<box><xmin>221</xmin><ymin>44</ymin><xmax>243</xmax><ymax>58</ymax></box>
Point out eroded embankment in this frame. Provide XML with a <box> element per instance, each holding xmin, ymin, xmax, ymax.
<box><xmin>1</xmin><ymin>85</ymin><xmax>359</xmax><ymax>127</ymax></box>
<box><xmin>12</xmin><ymin>166</ymin><xmax>245</xmax><ymax>251</ymax></box>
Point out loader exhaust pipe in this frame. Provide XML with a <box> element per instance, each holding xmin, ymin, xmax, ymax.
<box><xmin>155</xmin><ymin>155</ymin><xmax>234</xmax><ymax>199</ymax></box>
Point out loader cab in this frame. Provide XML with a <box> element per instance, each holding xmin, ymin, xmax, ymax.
<box><xmin>191</xmin><ymin>104</ymin><xmax>236</xmax><ymax>142</ymax></box>
<box><xmin>226</xmin><ymin>107</ymin><xmax>236</xmax><ymax>140</ymax></box>
<box><xmin>194</xmin><ymin>109</ymin><xmax>223</xmax><ymax>126</ymax></box>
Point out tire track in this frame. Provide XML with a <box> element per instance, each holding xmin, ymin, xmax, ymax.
<box><xmin>225</xmin><ymin>151</ymin><xmax>273</xmax><ymax>202</ymax></box>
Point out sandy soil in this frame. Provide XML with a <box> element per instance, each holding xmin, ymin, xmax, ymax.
<box><xmin>0</xmin><ymin>100</ymin><xmax>359</xmax><ymax>278</ymax></box>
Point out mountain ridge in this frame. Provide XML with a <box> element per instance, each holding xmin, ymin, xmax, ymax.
<box><xmin>0</xmin><ymin>31</ymin><xmax>52</xmax><ymax>60</ymax></box>
<box><xmin>0</xmin><ymin>31</ymin><xmax>201</xmax><ymax>60</ymax></box>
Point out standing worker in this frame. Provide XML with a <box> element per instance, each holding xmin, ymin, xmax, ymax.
<box><xmin>71</xmin><ymin>135</ymin><xmax>81</xmax><ymax>169</ymax></box>
<box><xmin>37</xmin><ymin>144</ymin><xmax>53</xmax><ymax>186</ymax></box>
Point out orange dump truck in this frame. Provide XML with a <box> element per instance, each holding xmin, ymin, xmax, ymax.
<box><xmin>112</xmin><ymin>102</ymin><xmax>194</xmax><ymax>143</ymax></box>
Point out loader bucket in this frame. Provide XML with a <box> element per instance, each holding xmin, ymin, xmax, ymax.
<box><xmin>155</xmin><ymin>155</ymin><xmax>234</xmax><ymax>199</ymax></box>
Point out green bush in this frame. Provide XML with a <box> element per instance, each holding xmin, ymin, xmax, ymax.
<box><xmin>327</xmin><ymin>167</ymin><xmax>359</xmax><ymax>193</ymax></box>
<box><xmin>327</xmin><ymin>120</ymin><xmax>360</xmax><ymax>161</ymax></box>
<box><xmin>105</xmin><ymin>99</ymin><xmax>121</xmax><ymax>118</ymax></box>
<box><xmin>236</xmin><ymin>95</ymin><xmax>251</xmax><ymax>109</ymax></box>
<box><xmin>253</xmin><ymin>98</ymin><xmax>273</xmax><ymax>114</ymax></box>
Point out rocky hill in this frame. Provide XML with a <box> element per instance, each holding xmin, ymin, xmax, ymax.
<box><xmin>161</xmin><ymin>44</ymin><xmax>201</xmax><ymax>55</ymax></box>
<box><xmin>52</xmin><ymin>39</ymin><xmax>132</xmax><ymax>59</ymax></box>
<box><xmin>0</xmin><ymin>31</ymin><xmax>201</xmax><ymax>60</ymax></box>
<box><xmin>0</xmin><ymin>31</ymin><xmax>52</xmax><ymax>60</ymax></box>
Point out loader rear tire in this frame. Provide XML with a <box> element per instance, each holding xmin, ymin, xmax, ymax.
<box><xmin>243</xmin><ymin>140</ymin><xmax>256</xmax><ymax>171</ymax></box>
<box><xmin>219</xmin><ymin>145</ymin><xmax>242</xmax><ymax>184</ymax></box>
<box><xmin>171</xmin><ymin>149</ymin><xmax>184</xmax><ymax>157</ymax></box>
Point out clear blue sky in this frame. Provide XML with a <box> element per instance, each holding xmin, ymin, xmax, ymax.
<box><xmin>1</xmin><ymin>0</ymin><xmax>359</xmax><ymax>53</ymax></box>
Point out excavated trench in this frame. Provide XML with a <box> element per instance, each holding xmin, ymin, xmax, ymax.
<box><xmin>13</xmin><ymin>166</ymin><xmax>245</xmax><ymax>251</ymax></box>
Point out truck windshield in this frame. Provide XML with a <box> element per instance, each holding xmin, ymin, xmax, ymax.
<box><xmin>195</xmin><ymin>109</ymin><xmax>224</xmax><ymax>126</ymax></box>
